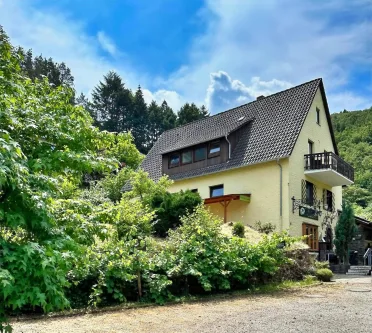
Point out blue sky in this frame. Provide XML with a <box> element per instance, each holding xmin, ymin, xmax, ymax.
<box><xmin>0</xmin><ymin>0</ymin><xmax>371</xmax><ymax>114</ymax></box>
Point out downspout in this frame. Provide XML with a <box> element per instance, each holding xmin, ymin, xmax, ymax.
<box><xmin>276</xmin><ymin>159</ymin><xmax>282</xmax><ymax>217</ymax></box>
<box><xmin>225</xmin><ymin>135</ymin><xmax>231</xmax><ymax>159</ymax></box>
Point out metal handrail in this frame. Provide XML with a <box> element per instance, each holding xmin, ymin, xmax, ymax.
<box><xmin>363</xmin><ymin>248</ymin><xmax>372</xmax><ymax>266</ymax></box>
<box><xmin>304</xmin><ymin>152</ymin><xmax>354</xmax><ymax>182</ymax></box>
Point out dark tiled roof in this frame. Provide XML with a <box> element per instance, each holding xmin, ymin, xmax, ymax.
<box><xmin>138</xmin><ymin>78</ymin><xmax>334</xmax><ymax>183</ymax></box>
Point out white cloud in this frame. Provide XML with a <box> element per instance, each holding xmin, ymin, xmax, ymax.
<box><xmin>327</xmin><ymin>92</ymin><xmax>371</xmax><ymax>113</ymax></box>
<box><xmin>162</xmin><ymin>0</ymin><xmax>372</xmax><ymax>112</ymax></box>
<box><xmin>97</xmin><ymin>31</ymin><xmax>117</xmax><ymax>56</ymax></box>
<box><xmin>143</xmin><ymin>89</ymin><xmax>184</xmax><ymax>111</ymax></box>
<box><xmin>206</xmin><ymin>71</ymin><xmax>292</xmax><ymax>114</ymax></box>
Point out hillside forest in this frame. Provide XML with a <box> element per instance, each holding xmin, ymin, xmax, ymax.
<box><xmin>332</xmin><ymin>108</ymin><xmax>372</xmax><ymax>220</ymax></box>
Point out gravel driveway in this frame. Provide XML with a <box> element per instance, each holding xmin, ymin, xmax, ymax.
<box><xmin>12</xmin><ymin>276</ymin><xmax>372</xmax><ymax>333</ymax></box>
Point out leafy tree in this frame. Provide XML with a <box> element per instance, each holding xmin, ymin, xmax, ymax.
<box><xmin>0</xmin><ymin>27</ymin><xmax>137</xmax><ymax>330</ymax></box>
<box><xmin>177</xmin><ymin>103</ymin><xmax>209</xmax><ymax>126</ymax></box>
<box><xmin>75</xmin><ymin>92</ymin><xmax>97</xmax><ymax>125</ymax></box>
<box><xmin>124</xmin><ymin>169</ymin><xmax>172</xmax><ymax>205</ymax></box>
<box><xmin>334</xmin><ymin>202</ymin><xmax>357</xmax><ymax>264</ymax></box>
<box><xmin>91</xmin><ymin>71</ymin><xmax>133</xmax><ymax>133</ymax></box>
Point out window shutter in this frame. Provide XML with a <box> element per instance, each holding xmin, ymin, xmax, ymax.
<box><xmin>332</xmin><ymin>192</ymin><xmax>335</xmax><ymax>212</ymax></box>
<box><xmin>301</xmin><ymin>180</ymin><xmax>306</xmax><ymax>204</ymax></box>
<box><xmin>313</xmin><ymin>184</ymin><xmax>317</xmax><ymax>206</ymax></box>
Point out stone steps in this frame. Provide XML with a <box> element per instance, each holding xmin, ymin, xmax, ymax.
<box><xmin>346</xmin><ymin>266</ymin><xmax>371</xmax><ymax>275</ymax></box>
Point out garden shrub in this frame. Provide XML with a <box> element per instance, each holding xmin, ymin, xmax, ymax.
<box><xmin>232</xmin><ymin>222</ymin><xmax>245</xmax><ymax>238</ymax></box>
<box><xmin>149</xmin><ymin>190</ymin><xmax>202</xmax><ymax>236</ymax></box>
<box><xmin>255</xmin><ymin>221</ymin><xmax>276</xmax><ymax>234</ymax></box>
<box><xmin>67</xmin><ymin>205</ymin><xmax>300</xmax><ymax>308</ymax></box>
<box><xmin>314</xmin><ymin>261</ymin><xmax>330</xmax><ymax>270</ymax></box>
<box><xmin>316</xmin><ymin>268</ymin><xmax>333</xmax><ymax>282</ymax></box>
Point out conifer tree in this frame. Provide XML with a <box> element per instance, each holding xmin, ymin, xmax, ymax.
<box><xmin>334</xmin><ymin>201</ymin><xmax>357</xmax><ymax>264</ymax></box>
<box><xmin>132</xmin><ymin>86</ymin><xmax>149</xmax><ymax>153</ymax></box>
<box><xmin>91</xmin><ymin>71</ymin><xmax>133</xmax><ymax>133</ymax></box>
<box><xmin>177</xmin><ymin>103</ymin><xmax>209</xmax><ymax>126</ymax></box>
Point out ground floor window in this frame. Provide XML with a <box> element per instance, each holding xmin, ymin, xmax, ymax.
<box><xmin>210</xmin><ymin>184</ymin><xmax>224</xmax><ymax>197</ymax></box>
<box><xmin>302</xmin><ymin>223</ymin><xmax>319</xmax><ymax>250</ymax></box>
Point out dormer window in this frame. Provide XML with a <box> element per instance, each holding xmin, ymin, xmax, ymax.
<box><xmin>169</xmin><ymin>153</ymin><xmax>180</xmax><ymax>168</ymax></box>
<box><xmin>181</xmin><ymin>150</ymin><xmax>192</xmax><ymax>165</ymax></box>
<box><xmin>208</xmin><ymin>141</ymin><xmax>221</xmax><ymax>158</ymax></box>
<box><xmin>194</xmin><ymin>146</ymin><xmax>207</xmax><ymax>162</ymax></box>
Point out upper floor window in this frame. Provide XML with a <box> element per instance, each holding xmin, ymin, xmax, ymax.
<box><xmin>194</xmin><ymin>146</ymin><xmax>207</xmax><ymax>162</ymax></box>
<box><xmin>169</xmin><ymin>153</ymin><xmax>180</xmax><ymax>168</ymax></box>
<box><xmin>210</xmin><ymin>184</ymin><xmax>224</xmax><ymax>197</ymax></box>
<box><xmin>208</xmin><ymin>141</ymin><xmax>221</xmax><ymax>158</ymax></box>
<box><xmin>181</xmin><ymin>150</ymin><xmax>192</xmax><ymax>165</ymax></box>
<box><xmin>316</xmin><ymin>108</ymin><xmax>320</xmax><ymax>125</ymax></box>
<box><xmin>308</xmin><ymin>140</ymin><xmax>313</xmax><ymax>154</ymax></box>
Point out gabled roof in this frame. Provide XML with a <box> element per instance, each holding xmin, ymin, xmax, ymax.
<box><xmin>140</xmin><ymin>78</ymin><xmax>337</xmax><ymax>182</ymax></box>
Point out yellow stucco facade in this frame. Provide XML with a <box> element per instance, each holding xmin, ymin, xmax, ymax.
<box><xmin>288</xmin><ymin>87</ymin><xmax>342</xmax><ymax>237</ymax></box>
<box><xmin>168</xmin><ymin>87</ymin><xmax>344</xmax><ymax>239</ymax></box>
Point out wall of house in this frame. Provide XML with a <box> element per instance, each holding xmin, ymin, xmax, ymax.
<box><xmin>288</xmin><ymin>87</ymin><xmax>343</xmax><ymax>239</ymax></box>
<box><xmin>168</xmin><ymin>159</ymin><xmax>290</xmax><ymax>232</ymax></box>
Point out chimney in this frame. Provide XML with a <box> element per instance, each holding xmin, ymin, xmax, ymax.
<box><xmin>256</xmin><ymin>95</ymin><xmax>265</xmax><ymax>101</ymax></box>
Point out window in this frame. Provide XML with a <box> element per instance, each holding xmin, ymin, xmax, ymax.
<box><xmin>181</xmin><ymin>150</ymin><xmax>192</xmax><ymax>165</ymax></box>
<box><xmin>190</xmin><ymin>189</ymin><xmax>198</xmax><ymax>193</ymax></box>
<box><xmin>302</xmin><ymin>223</ymin><xmax>319</xmax><ymax>250</ymax></box>
<box><xmin>169</xmin><ymin>153</ymin><xmax>180</xmax><ymax>168</ymax></box>
<box><xmin>194</xmin><ymin>146</ymin><xmax>207</xmax><ymax>162</ymax></box>
<box><xmin>210</xmin><ymin>184</ymin><xmax>224</xmax><ymax>197</ymax></box>
<box><xmin>324</xmin><ymin>189</ymin><xmax>333</xmax><ymax>212</ymax></box>
<box><xmin>208</xmin><ymin>141</ymin><xmax>221</xmax><ymax>158</ymax></box>
<box><xmin>316</xmin><ymin>107</ymin><xmax>320</xmax><ymax>125</ymax></box>
<box><xmin>302</xmin><ymin>180</ymin><xmax>316</xmax><ymax>206</ymax></box>
<box><xmin>308</xmin><ymin>140</ymin><xmax>313</xmax><ymax>154</ymax></box>
<box><xmin>305</xmin><ymin>181</ymin><xmax>314</xmax><ymax>206</ymax></box>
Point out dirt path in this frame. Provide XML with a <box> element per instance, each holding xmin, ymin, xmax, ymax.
<box><xmin>12</xmin><ymin>276</ymin><xmax>372</xmax><ymax>333</ymax></box>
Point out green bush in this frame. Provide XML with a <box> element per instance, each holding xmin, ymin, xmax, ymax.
<box><xmin>232</xmin><ymin>222</ymin><xmax>245</xmax><ymax>238</ymax></box>
<box><xmin>69</xmin><ymin>206</ymin><xmax>297</xmax><ymax>307</ymax></box>
<box><xmin>255</xmin><ymin>221</ymin><xmax>276</xmax><ymax>234</ymax></box>
<box><xmin>149</xmin><ymin>190</ymin><xmax>202</xmax><ymax>237</ymax></box>
<box><xmin>314</xmin><ymin>261</ymin><xmax>330</xmax><ymax>270</ymax></box>
<box><xmin>316</xmin><ymin>268</ymin><xmax>333</xmax><ymax>282</ymax></box>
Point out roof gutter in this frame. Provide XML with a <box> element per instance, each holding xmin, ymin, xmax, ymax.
<box><xmin>276</xmin><ymin>159</ymin><xmax>283</xmax><ymax>217</ymax></box>
<box><xmin>225</xmin><ymin>134</ymin><xmax>231</xmax><ymax>159</ymax></box>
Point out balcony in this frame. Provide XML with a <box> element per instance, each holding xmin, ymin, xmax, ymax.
<box><xmin>304</xmin><ymin>152</ymin><xmax>354</xmax><ymax>187</ymax></box>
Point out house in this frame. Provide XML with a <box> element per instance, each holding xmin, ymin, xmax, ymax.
<box><xmin>138</xmin><ymin>78</ymin><xmax>355</xmax><ymax>251</ymax></box>
<box><xmin>349</xmin><ymin>216</ymin><xmax>372</xmax><ymax>265</ymax></box>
